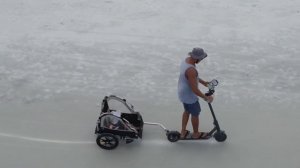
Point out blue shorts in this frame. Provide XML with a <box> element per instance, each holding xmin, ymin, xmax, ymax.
<box><xmin>183</xmin><ymin>101</ymin><xmax>201</xmax><ymax>116</ymax></box>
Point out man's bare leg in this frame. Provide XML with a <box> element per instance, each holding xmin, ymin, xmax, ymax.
<box><xmin>191</xmin><ymin>115</ymin><xmax>201</xmax><ymax>138</ymax></box>
<box><xmin>181</xmin><ymin>111</ymin><xmax>190</xmax><ymax>138</ymax></box>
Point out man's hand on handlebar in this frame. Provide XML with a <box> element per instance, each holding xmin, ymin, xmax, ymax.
<box><xmin>204</xmin><ymin>95</ymin><xmax>214</xmax><ymax>103</ymax></box>
<box><xmin>202</xmin><ymin>79</ymin><xmax>218</xmax><ymax>103</ymax></box>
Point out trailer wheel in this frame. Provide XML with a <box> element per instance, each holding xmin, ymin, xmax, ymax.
<box><xmin>96</xmin><ymin>133</ymin><xmax>119</xmax><ymax>150</ymax></box>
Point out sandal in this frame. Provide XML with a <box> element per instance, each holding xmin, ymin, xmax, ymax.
<box><xmin>180</xmin><ymin>130</ymin><xmax>190</xmax><ymax>139</ymax></box>
<box><xmin>193</xmin><ymin>132</ymin><xmax>211</xmax><ymax>139</ymax></box>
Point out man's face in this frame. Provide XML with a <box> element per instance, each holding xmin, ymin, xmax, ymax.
<box><xmin>195</xmin><ymin>59</ymin><xmax>201</xmax><ymax>64</ymax></box>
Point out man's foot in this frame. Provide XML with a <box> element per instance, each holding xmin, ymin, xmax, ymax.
<box><xmin>192</xmin><ymin>132</ymin><xmax>211</xmax><ymax>139</ymax></box>
<box><xmin>180</xmin><ymin>130</ymin><xmax>190</xmax><ymax>139</ymax></box>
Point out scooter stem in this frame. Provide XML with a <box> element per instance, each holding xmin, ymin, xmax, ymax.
<box><xmin>208</xmin><ymin>103</ymin><xmax>221</xmax><ymax>132</ymax></box>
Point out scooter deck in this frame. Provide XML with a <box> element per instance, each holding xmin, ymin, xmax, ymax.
<box><xmin>179</xmin><ymin>136</ymin><xmax>212</xmax><ymax>141</ymax></box>
<box><xmin>179</xmin><ymin>132</ymin><xmax>212</xmax><ymax>140</ymax></box>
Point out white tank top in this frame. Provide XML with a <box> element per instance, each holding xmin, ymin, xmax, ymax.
<box><xmin>177</xmin><ymin>59</ymin><xmax>198</xmax><ymax>104</ymax></box>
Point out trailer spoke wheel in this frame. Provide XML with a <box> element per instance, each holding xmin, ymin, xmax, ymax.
<box><xmin>96</xmin><ymin>133</ymin><xmax>119</xmax><ymax>150</ymax></box>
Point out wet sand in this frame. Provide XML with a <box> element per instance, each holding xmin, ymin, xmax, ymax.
<box><xmin>1</xmin><ymin>0</ymin><xmax>300</xmax><ymax>167</ymax></box>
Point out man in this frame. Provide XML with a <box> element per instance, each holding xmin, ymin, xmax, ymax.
<box><xmin>178</xmin><ymin>47</ymin><xmax>214</xmax><ymax>139</ymax></box>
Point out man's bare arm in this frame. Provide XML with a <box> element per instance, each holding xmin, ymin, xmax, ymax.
<box><xmin>186</xmin><ymin>68</ymin><xmax>207</xmax><ymax>100</ymax></box>
<box><xmin>198</xmin><ymin>77</ymin><xmax>209</xmax><ymax>87</ymax></box>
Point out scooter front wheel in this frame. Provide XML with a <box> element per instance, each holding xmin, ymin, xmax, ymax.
<box><xmin>213</xmin><ymin>131</ymin><xmax>227</xmax><ymax>142</ymax></box>
<box><xmin>167</xmin><ymin>131</ymin><xmax>180</xmax><ymax>142</ymax></box>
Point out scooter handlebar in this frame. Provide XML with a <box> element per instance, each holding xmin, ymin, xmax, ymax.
<box><xmin>205</xmin><ymin>79</ymin><xmax>218</xmax><ymax>96</ymax></box>
<box><xmin>205</xmin><ymin>90</ymin><xmax>215</xmax><ymax>96</ymax></box>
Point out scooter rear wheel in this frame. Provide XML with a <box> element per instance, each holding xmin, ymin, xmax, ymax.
<box><xmin>213</xmin><ymin>131</ymin><xmax>227</xmax><ymax>142</ymax></box>
<box><xmin>167</xmin><ymin>131</ymin><xmax>180</xmax><ymax>142</ymax></box>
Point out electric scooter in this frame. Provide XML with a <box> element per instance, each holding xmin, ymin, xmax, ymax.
<box><xmin>144</xmin><ymin>79</ymin><xmax>227</xmax><ymax>142</ymax></box>
<box><xmin>95</xmin><ymin>80</ymin><xmax>226</xmax><ymax>150</ymax></box>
